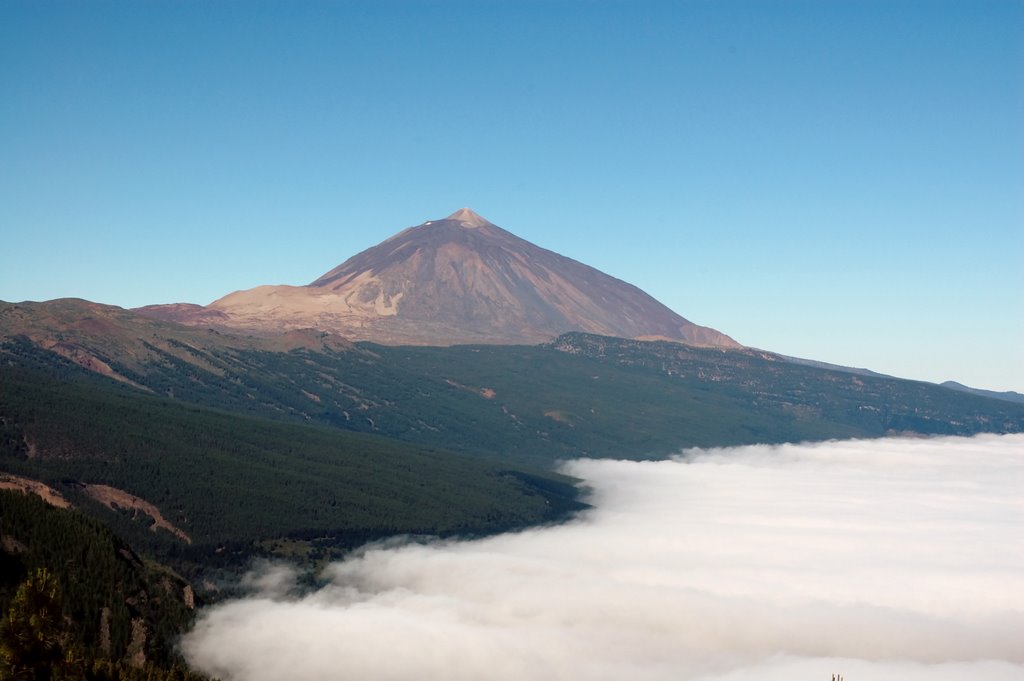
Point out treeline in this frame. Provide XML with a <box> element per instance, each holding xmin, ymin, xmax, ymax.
<box><xmin>0</xmin><ymin>490</ymin><xmax>207</xmax><ymax>680</ymax></box>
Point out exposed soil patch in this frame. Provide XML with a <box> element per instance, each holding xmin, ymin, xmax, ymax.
<box><xmin>446</xmin><ymin>379</ymin><xmax>497</xmax><ymax>399</ymax></box>
<box><xmin>544</xmin><ymin>410</ymin><xmax>574</xmax><ymax>426</ymax></box>
<box><xmin>38</xmin><ymin>338</ymin><xmax>151</xmax><ymax>391</ymax></box>
<box><xmin>0</xmin><ymin>473</ymin><xmax>72</xmax><ymax>508</ymax></box>
<box><xmin>82</xmin><ymin>484</ymin><xmax>192</xmax><ymax>544</ymax></box>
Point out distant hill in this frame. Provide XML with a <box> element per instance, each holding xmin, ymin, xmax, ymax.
<box><xmin>775</xmin><ymin>353</ymin><xmax>895</xmax><ymax>379</ymax></box>
<box><xmin>941</xmin><ymin>380</ymin><xmax>1024</xmax><ymax>405</ymax></box>
<box><xmin>137</xmin><ymin>208</ymin><xmax>738</xmax><ymax>347</ymax></box>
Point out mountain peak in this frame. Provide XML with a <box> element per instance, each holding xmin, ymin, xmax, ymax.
<box><xmin>445</xmin><ymin>207</ymin><xmax>492</xmax><ymax>228</ymax></box>
<box><xmin>189</xmin><ymin>209</ymin><xmax>739</xmax><ymax>348</ymax></box>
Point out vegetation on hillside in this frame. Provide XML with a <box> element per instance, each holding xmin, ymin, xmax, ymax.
<box><xmin>5</xmin><ymin>296</ymin><xmax>1024</xmax><ymax>464</ymax></box>
<box><xmin>0</xmin><ymin>490</ymin><xmax>209</xmax><ymax>680</ymax></box>
<box><xmin>547</xmin><ymin>332</ymin><xmax>1024</xmax><ymax>439</ymax></box>
<box><xmin>0</xmin><ymin>360</ymin><xmax>585</xmax><ymax>577</ymax></box>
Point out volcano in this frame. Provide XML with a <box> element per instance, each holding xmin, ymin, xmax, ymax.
<box><xmin>139</xmin><ymin>208</ymin><xmax>738</xmax><ymax>348</ymax></box>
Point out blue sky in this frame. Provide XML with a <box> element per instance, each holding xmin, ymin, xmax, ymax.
<box><xmin>2</xmin><ymin>1</ymin><xmax>1022</xmax><ymax>391</ymax></box>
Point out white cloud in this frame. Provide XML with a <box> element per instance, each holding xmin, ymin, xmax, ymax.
<box><xmin>182</xmin><ymin>434</ymin><xmax>1024</xmax><ymax>681</ymax></box>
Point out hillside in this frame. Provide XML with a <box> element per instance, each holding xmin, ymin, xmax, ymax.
<box><xmin>0</xmin><ymin>489</ymin><xmax>208</xmax><ymax>679</ymax></box>
<box><xmin>0</xmin><ymin>357</ymin><xmax>585</xmax><ymax>577</ymax></box>
<box><xmin>4</xmin><ymin>301</ymin><xmax>1022</xmax><ymax>470</ymax></box>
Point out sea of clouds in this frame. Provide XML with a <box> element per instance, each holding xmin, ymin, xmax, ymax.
<box><xmin>182</xmin><ymin>434</ymin><xmax>1024</xmax><ymax>681</ymax></box>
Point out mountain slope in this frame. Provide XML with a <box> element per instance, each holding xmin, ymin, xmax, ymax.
<box><xmin>5</xmin><ymin>300</ymin><xmax>1022</xmax><ymax>470</ymax></box>
<box><xmin>143</xmin><ymin>209</ymin><xmax>738</xmax><ymax>347</ymax></box>
<box><xmin>0</xmin><ymin>353</ymin><xmax>586</xmax><ymax>573</ymax></box>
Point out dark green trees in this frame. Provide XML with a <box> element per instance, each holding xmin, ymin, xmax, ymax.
<box><xmin>0</xmin><ymin>568</ymin><xmax>84</xmax><ymax>681</ymax></box>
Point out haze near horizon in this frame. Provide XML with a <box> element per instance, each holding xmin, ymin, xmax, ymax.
<box><xmin>1</xmin><ymin>1</ymin><xmax>1021</xmax><ymax>391</ymax></box>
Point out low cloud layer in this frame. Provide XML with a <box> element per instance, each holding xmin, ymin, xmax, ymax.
<box><xmin>183</xmin><ymin>434</ymin><xmax>1024</xmax><ymax>680</ymax></box>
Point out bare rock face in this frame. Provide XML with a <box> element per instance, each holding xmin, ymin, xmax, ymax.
<box><xmin>160</xmin><ymin>209</ymin><xmax>739</xmax><ymax>348</ymax></box>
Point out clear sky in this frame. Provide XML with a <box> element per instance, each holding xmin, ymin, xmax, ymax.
<box><xmin>2</xmin><ymin>1</ymin><xmax>1022</xmax><ymax>391</ymax></box>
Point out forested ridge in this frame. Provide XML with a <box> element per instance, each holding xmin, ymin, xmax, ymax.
<box><xmin>4</xmin><ymin>300</ymin><xmax>1023</xmax><ymax>469</ymax></box>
